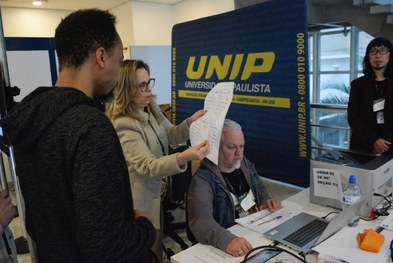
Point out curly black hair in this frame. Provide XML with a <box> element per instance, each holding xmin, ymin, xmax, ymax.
<box><xmin>55</xmin><ymin>9</ymin><xmax>120</xmax><ymax>70</ymax></box>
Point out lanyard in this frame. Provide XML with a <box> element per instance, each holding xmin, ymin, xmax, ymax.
<box><xmin>375</xmin><ymin>80</ymin><xmax>386</xmax><ymax>99</ymax></box>
<box><xmin>222</xmin><ymin>169</ymin><xmax>247</xmax><ymax>199</ymax></box>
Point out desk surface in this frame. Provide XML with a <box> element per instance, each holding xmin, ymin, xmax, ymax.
<box><xmin>171</xmin><ymin>188</ymin><xmax>390</xmax><ymax>263</ymax></box>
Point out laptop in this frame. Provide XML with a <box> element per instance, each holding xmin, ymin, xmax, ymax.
<box><xmin>263</xmin><ymin>195</ymin><xmax>366</xmax><ymax>254</ymax></box>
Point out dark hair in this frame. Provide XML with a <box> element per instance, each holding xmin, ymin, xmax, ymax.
<box><xmin>362</xmin><ymin>37</ymin><xmax>393</xmax><ymax>77</ymax></box>
<box><xmin>55</xmin><ymin>9</ymin><xmax>120</xmax><ymax>70</ymax></box>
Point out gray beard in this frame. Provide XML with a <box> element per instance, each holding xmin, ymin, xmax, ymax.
<box><xmin>232</xmin><ymin>160</ymin><xmax>241</xmax><ymax>170</ymax></box>
<box><xmin>222</xmin><ymin>160</ymin><xmax>241</xmax><ymax>172</ymax></box>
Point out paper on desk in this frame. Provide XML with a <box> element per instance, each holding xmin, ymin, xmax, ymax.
<box><xmin>313</xmin><ymin>226</ymin><xmax>392</xmax><ymax>263</ymax></box>
<box><xmin>190</xmin><ymin>82</ymin><xmax>234</xmax><ymax>165</ymax></box>
<box><xmin>380</xmin><ymin>211</ymin><xmax>393</xmax><ymax>231</ymax></box>
<box><xmin>235</xmin><ymin>209</ymin><xmax>294</xmax><ymax>234</ymax></box>
<box><xmin>171</xmin><ymin>243</ymin><xmax>240</xmax><ymax>263</ymax></box>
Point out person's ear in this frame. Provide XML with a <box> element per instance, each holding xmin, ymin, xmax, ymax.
<box><xmin>96</xmin><ymin>48</ymin><xmax>105</xmax><ymax>67</ymax></box>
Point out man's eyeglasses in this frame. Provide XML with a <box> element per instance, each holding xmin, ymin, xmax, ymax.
<box><xmin>369</xmin><ymin>47</ymin><xmax>390</xmax><ymax>56</ymax></box>
<box><xmin>138</xmin><ymin>78</ymin><xmax>155</xmax><ymax>92</ymax></box>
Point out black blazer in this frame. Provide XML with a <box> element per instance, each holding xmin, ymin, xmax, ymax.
<box><xmin>347</xmin><ymin>75</ymin><xmax>393</xmax><ymax>152</ymax></box>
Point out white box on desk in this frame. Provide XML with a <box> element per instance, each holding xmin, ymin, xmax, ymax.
<box><xmin>310</xmin><ymin>151</ymin><xmax>393</xmax><ymax>218</ymax></box>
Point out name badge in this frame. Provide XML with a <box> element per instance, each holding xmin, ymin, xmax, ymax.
<box><xmin>240</xmin><ymin>190</ymin><xmax>256</xmax><ymax>211</ymax></box>
<box><xmin>377</xmin><ymin>111</ymin><xmax>384</xmax><ymax>124</ymax></box>
<box><xmin>373</xmin><ymin>98</ymin><xmax>385</xmax><ymax>112</ymax></box>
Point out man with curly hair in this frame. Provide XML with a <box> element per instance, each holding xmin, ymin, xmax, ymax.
<box><xmin>3</xmin><ymin>9</ymin><xmax>155</xmax><ymax>263</ymax></box>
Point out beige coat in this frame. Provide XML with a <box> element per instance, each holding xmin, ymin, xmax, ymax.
<box><xmin>113</xmin><ymin>107</ymin><xmax>189</xmax><ymax>230</ymax></box>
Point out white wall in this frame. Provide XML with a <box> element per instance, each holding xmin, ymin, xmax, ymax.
<box><xmin>1</xmin><ymin>0</ymin><xmax>235</xmax><ymax>44</ymax></box>
<box><xmin>0</xmin><ymin>1</ymin><xmax>235</xmax><ymax>102</ymax></box>
<box><xmin>174</xmin><ymin>0</ymin><xmax>234</xmax><ymax>24</ymax></box>
<box><xmin>1</xmin><ymin>7</ymin><xmax>70</xmax><ymax>37</ymax></box>
<box><xmin>111</xmin><ymin>2</ymin><xmax>134</xmax><ymax>58</ymax></box>
<box><xmin>130</xmin><ymin>45</ymin><xmax>171</xmax><ymax>104</ymax></box>
<box><xmin>7</xmin><ymin>50</ymin><xmax>53</xmax><ymax>101</ymax></box>
<box><xmin>128</xmin><ymin>0</ymin><xmax>234</xmax><ymax>45</ymax></box>
<box><xmin>131</xmin><ymin>1</ymin><xmax>174</xmax><ymax>45</ymax></box>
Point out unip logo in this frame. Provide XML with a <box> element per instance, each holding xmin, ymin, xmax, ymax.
<box><xmin>186</xmin><ymin>52</ymin><xmax>275</xmax><ymax>80</ymax></box>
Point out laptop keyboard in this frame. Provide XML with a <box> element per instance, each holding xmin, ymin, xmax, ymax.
<box><xmin>283</xmin><ymin>219</ymin><xmax>328</xmax><ymax>247</ymax></box>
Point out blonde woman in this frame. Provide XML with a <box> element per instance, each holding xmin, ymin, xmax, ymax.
<box><xmin>106</xmin><ymin>59</ymin><xmax>209</xmax><ymax>261</ymax></box>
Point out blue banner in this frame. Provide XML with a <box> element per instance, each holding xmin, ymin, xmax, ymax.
<box><xmin>172</xmin><ymin>0</ymin><xmax>310</xmax><ymax>187</ymax></box>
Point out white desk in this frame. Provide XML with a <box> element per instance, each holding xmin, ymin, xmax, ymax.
<box><xmin>171</xmin><ymin>188</ymin><xmax>391</xmax><ymax>263</ymax></box>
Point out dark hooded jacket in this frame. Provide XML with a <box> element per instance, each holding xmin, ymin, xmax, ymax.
<box><xmin>2</xmin><ymin>87</ymin><xmax>155</xmax><ymax>263</ymax></box>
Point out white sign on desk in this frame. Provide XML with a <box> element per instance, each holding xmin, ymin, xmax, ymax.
<box><xmin>313</xmin><ymin>168</ymin><xmax>343</xmax><ymax>202</ymax></box>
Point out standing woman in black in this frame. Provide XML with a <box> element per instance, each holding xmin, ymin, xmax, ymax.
<box><xmin>348</xmin><ymin>37</ymin><xmax>393</xmax><ymax>153</ymax></box>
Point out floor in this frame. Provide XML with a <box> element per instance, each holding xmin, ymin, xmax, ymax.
<box><xmin>8</xmin><ymin>177</ymin><xmax>304</xmax><ymax>263</ymax></box>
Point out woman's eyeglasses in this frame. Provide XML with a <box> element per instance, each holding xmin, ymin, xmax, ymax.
<box><xmin>138</xmin><ymin>78</ymin><xmax>155</xmax><ymax>92</ymax></box>
<box><xmin>369</xmin><ymin>47</ymin><xmax>390</xmax><ymax>56</ymax></box>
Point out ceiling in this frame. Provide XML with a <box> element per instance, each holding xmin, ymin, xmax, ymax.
<box><xmin>0</xmin><ymin>0</ymin><xmax>184</xmax><ymax>11</ymax></box>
